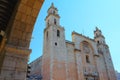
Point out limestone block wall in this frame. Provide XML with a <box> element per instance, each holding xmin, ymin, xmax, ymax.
<box><xmin>96</xmin><ymin>54</ymin><xmax>108</xmax><ymax>80</ymax></box>
<box><xmin>0</xmin><ymin>45</ymin><xmax>31</xmax><ymax>80</ymax></box>
<box><xmin>0</xmin><ymin>0</ymin><xmax>44</xmax><ymax>80</ymax></box>
<box><xmin>72</xmin><ymin>31</ymin><xmax>101</xmax><ymax>79</ymax></box>
<box><xmin>30</xmin><ymin>57</ymin><xmax>42</xmax><ymax>75</ymax></box>
<box><xmin>42</xmin><ymin>25</ymin><xmax>67</xmax><ymax>80</ymax></box>
<box><xmin>66</xmin><ymin>42</ymin><xmax>78</xmax><ymax>80</ymax></box>
<box><xmin>75</xmin><ymin>49</ymin><xmax>84</xmax><ymax>80</ymax></box>
<box><xmin>28</xmin><ymin>57</ymin><xmax>43</xmax><ymax>79</ymax></box>
<box><xmin>72</xmin><ymin>32</ymin><xmax>98</xmax><ymax>56</ymax></box>
<box><xmin>8</xmin><ymin>0</ymin><xmax>44</xmax><ymax>48</ymax></box>
<box><xmin>102</xmin><ymin>45</ymin><xmax>117</xmax><ymax>80</ymax></box>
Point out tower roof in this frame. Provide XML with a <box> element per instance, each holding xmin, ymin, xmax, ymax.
<box><xmin>47</xmin><ymin>3</ymin><xmax>58</xmax><ymax>13</ymax></box>
<box><xmin>94</xmin><ymin>27</ymin><xmax>105</xmax><ymax>39</ymax></box>
<box><xmin>45</xmin><ymin>3</ymin><xmax>60</xmax><ymax>21</ymax></box>
<box><xmin>94</xmin><ymin>27</ymin><xmax>101</xmax><ymax>33</ymax></box>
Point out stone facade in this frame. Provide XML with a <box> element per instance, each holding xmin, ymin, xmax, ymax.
<box><xmin>30</xmin><ymin>3</ymin><xmax>117</xmax><ymax>80</ymax></box>
<box><xmin>116</xmin><ymin>71</ymin><xmax>120</xmax><ymax>80</ymax></box>
<box><xmin>0</xmin><ymin>0</ymin><xmax>44</xmax><ymax>80</ymax></box>
<box><xmin>28</xmin><ymin>57</ymin><xmax>42</xmax><ymax>80</ymax></box>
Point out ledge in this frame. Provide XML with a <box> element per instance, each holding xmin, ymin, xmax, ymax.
<box><xmin>5</xmin><ymin>44</ymin><xmax>31</xmax><ymax>56</ymax></box>
<box><xmin>74</xmin><ymin>48</ymin><xmax>81</xmax><ymax>52</ymax></box>
<box><xmin>94</xmin><ymin>54</ymin><xmax>99</xmax><ymax>57</ymax></box>
<box><xmin>66</xmin><ymin>40</ymin><xmax>74</xmax><ymax>45</ymax></box>
<box><xmin>72</xmin><ymin>31</ymin><xmax>95</xmax><ymax>42</ymax></box>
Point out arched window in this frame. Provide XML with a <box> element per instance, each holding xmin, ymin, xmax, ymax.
<box><xmin>54</xmin><ymin>18</ymin><xmax>56</xmax><ymax>25</ymax></box>
<box><xmin>97</xmin><ymin>41</ymin><xmax>99</xmax><ymax>44</ymax></box>
<box><xmin>46</xmin><ymin>31</ymin><xmax>48</xmax><ymax>39</ymax></box>
<box><xmin>86</xmin><ymin>55</ymin><xmax>90</xmax><ymax>63</ymax></box>
<box><xmin>47</xmin><ymin>20</ymin><xmax>49</xmax><ymax>26</ymax></box>
<box><xmin>53</xmin><ymin>10</ymin><xmax>55</xmax><ymax>14</ymax></box>
<box><xmin>57</xmin><ymin>30</ymin><xmax>60</xmax><ymax>37</ymax></box>
<box><xmin>55</xmin><ymin>42</ymin><xmax>57</xmax><ymax>46</ymax></box>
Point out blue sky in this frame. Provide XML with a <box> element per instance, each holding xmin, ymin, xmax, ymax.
<box><xmin>30</xmin><ymin>0</ymin><xmax>120</xmax><ymax>72</ymax></box>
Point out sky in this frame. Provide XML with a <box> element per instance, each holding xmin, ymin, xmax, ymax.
<box><xmin>30</xmin><ymin>0</ymin><xmax>120</xmax><ymax>72</ymax></box>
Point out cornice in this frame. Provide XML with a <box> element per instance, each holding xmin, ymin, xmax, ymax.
<box><xmin>74</xmin><ymin>48</ymin><xmax>81</xmax><ymax>52</ymax></box>
<box><xmin>66</xmin><ymin>40</ymin><xmax>74</xmax><ymax>45</ymax></box>
<box><xmin>72</xmin><ymin>31</ymin><xmax>95</xmax><ymax>42</ymax></box>
<box><xmin>45</xmin><ymin>14</ymin><xmax>60</xmax><ymax>20</ymax></box>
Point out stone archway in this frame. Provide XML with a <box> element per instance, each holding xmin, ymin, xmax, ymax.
<box><xmin>0</xmin><ymin>0</ymin><xmax>44</xmax><ymax>80</ymax></box>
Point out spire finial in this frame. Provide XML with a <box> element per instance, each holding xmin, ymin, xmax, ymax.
<box><xmin>51</xmin><ymin>2</ymin><xmax>54</xmax><ymax>7</ymax></box>
<box><xmin>96</xmin><ymin>27</ymin><xmax>99</xmax><ymax>30</ymax></box>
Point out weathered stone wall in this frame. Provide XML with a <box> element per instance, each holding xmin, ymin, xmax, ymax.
<box><xmin>0</xmin><ymin>45</ymin><xmax>31</xmax><ymax>80</ymax></box>
<box><xmin>66</xmin><ymin>41</ymin><xmax>78</xmax><ymax>80</ymax></box>
<box><xmin>8</xmin><ymin>0</ymin><xmax>44</xmax><ymax>48</ymax></box>
<box><xmin>30</xmin><ymin>56</ymin><xmax>42</xmax><ymax>75</ymax></box>
<box><xmin>75</xmin><ymin>49</ymin><xmax>85</xmax><ymax>80</ymax></box>
<box><xmin>0</xmin><ymin>0</ymin><xmax>44</xmax><ymax>80</ymax></box>
<box><xmin>72</xmin><ymin>32</ymin><xmax>99</xmax><ymax>80</ymax></box>
<box><xmin>42</xmin><ymin>25</ymin><xmax>67</xmax><ymax>80</ymax></box>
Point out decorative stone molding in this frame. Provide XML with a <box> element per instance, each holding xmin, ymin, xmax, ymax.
<box><xmin>66</xmin><ymin>40</ymin><xmax>74</xmax><ymax>45</ymax></box>
<box><xmin>72</xmin><ymin>31</ymin><xmax>95</xmax><ymax>42</ymax></box>
<box><xmin>74</xmin><ymin>48</ymin><xmax>81</xmax><ymax>52</ymax></box>
<box><xmin>5</xmin><ymin>44</ymin><xmax>31</xmax><ymax>56</ymax></box>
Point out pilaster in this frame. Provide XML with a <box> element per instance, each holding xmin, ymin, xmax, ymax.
<box><xmin>0</xmin><ymin>45</ymin><xmax>31</xmax><ymax>80</ymax></box>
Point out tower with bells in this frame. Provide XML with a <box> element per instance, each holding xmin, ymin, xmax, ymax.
<box><xmin>45</xmin><ymin>3</ymin><xmax>60</xmax><ymax>27</ymax></box>
<box><xmin>94</xmin><ymin>27</ymin><xmax>116</xmax><ymax>80</ymax></box>
<box><xmin>94</xmin><ymin>27</ymin><xmax>106</xmax><ymax>44</ymax></box>
<box><xmin>42</xmin><ymin>3</ymin><xmax>67</xmax><ymax>80</ymax></box>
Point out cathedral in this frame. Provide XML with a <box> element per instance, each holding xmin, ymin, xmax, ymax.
<box><xmin>30</xmin><ymin>3</ymin><xmax>116</xmax><ymax>80</ymax></box>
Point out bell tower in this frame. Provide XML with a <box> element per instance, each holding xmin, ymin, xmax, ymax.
<box><xmin>45</xmin><ymin>3</ymin><xmax>60</xmax><ymax>27</ymax></box>
<box><xmin>94</xmin><ymin>27</ymin><xmax>116</xmax><ymax>80</ymax></box>
<box><xmin>42</xmin><ymin>3</ymin><xmax>67</xmax><ymax>80</ymax></box>
<box><xmin>94</xmin><ymin>27</ymin><xmax>105</xmax><ymax>44</ymax></box>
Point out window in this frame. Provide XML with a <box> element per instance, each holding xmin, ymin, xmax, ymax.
<box><xmin>54</xmin><ymin>18</ymin><xmax>56</xmax><ymax>25</ymax></box>
<box><xmin>46</xmin><ymin>31</ymin><xmax>48</xmax><ymax>39</ymax></box>
<box><xmin>53</xmin><ymin>10</ymin><xmax>55</xmax><ymax>14</ymax></box>
<box><xmin>47</xmin><ymin>20</ymin><xmax>49</xmax><ymax>26</ymax></box>
<box><xmin>55</xmin><ymin>42</ymin><xmax>57</xmax><ymax>46</ymax></box>
<box><xmin>57</xmin><ymin>30</ymin><xmax>60</xmax><ymax>37</ymax></box>
<box><xmin>97</xmin><ymin>41</ymin><xmax>99</xmax><ymax>44</ymax></box>
<box><xmin>86</xmin><ymin>55</ymin><xmax>90</xmax><ymax>63</ymax></box>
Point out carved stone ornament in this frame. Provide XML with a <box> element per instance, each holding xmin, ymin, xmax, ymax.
<box><xmin>83</xmin><ymin>45</ymin><xmax>90</xmax><ymax>53</ymax></box>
